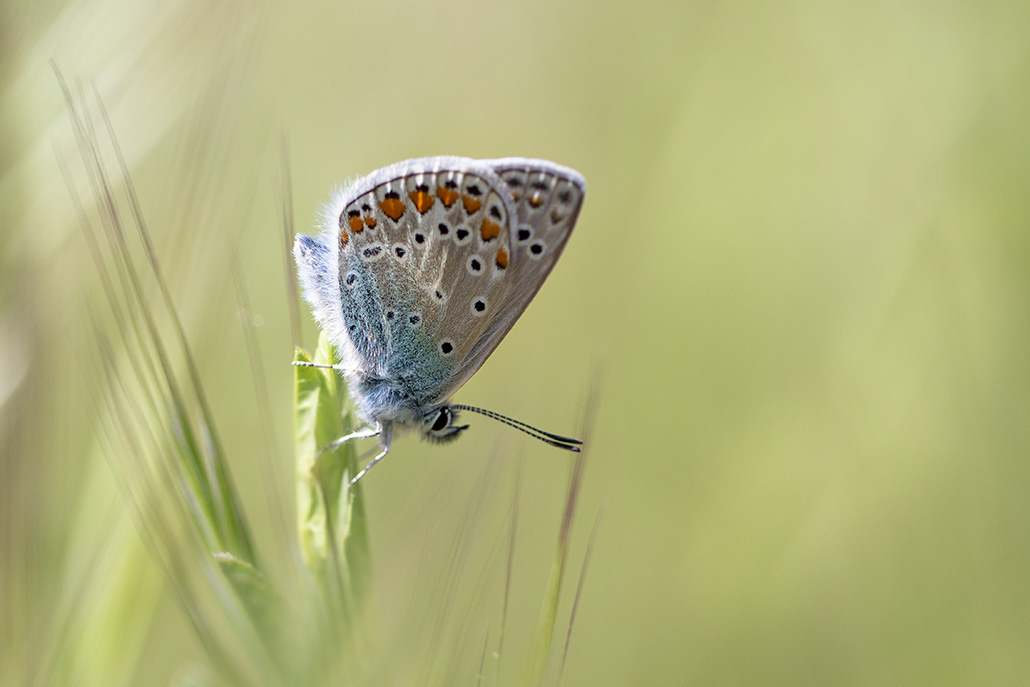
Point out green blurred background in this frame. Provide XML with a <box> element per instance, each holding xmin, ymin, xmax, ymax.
<box><xmin>4</xmin><ymin>0</ymin><xmax>1030</xmax><ymax>684</ymax></box>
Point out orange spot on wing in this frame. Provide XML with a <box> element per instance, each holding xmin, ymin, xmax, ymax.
<box><xmin>529</xmin><ymin>191</ymin><xmax>543</xmax><ymax>208</ymax></box>
<box><xmin>340</xmin><ymin>231</ymin><xmax>349</xmax><ymax>246</ymax></box>
<box><xmin>348</xmin><ymin>215</ymin><xmax>364</xmax><ymax>233</ymax></box>
<box><xmin>480</xmin><ymin>218</ymin><xmax>501</xmax><ymax>241</ymax></box>
<box><xmin>462</xmin><ymin>195</ymin><xmax>482</xmax><ymax>214</ymax></box>
<box><xmin>495</xmin><ymin>247</ymin><xmax>508</xmax><ymax>269</ymax></box>
<box><xmin>379</xmin><ymin>196</ymin><xmax>405</xmax><ymax>221</ymax></box>
<box><xmin>364</xmin><ymin>216</ymin><xmax>377</xmax><ymax>228</ymax></box>
<box><xmin>437</xmin><ymin>185</ymin><xmax>459</xmax><ymax>207</ymax></box>
<box><xmin>409</xmin><ymin>189</ymin><xmax>434</xmax><ymax>214</ymax></box>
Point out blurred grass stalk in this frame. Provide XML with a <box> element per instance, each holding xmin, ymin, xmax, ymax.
<box><xmin>58</xmin><ymin>80</ymin><xmax>597</xmax><ymax>685</ymax></box>
<box><xmin>61</xmin><ymin>76</ymin><xmax>372</xmax><ymax>685</ymax></box>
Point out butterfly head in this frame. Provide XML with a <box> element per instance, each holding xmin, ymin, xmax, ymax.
<box><xmin>422</xmin><ymin>406</ymin><xmax>469</xmax><ymax>444</ymax></box>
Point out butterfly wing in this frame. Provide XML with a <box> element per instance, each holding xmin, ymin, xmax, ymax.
<box><xmin>311</xmin><ymin>158</ymin><xmax>518</xmax><ymax>405</ymax></box>
<box><xmin>422</xmin><ymin>157</ymin><xmax>589</xmax><ymax>403</ymax></box>
<box><xmin>296</xmin><ymin>157</ymin><xmax>584</xmax><ymax>411</ymax></box>
<box><xmin>294</xmin><ymin>231</ymin><xmax>377</xmax><ymax>375</ymax></box>
<box><xmin>430</xmin><ymin>157</ymin><xmax>586</xmax><ymax>402</ymax></box>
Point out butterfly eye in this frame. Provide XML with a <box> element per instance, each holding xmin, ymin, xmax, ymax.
<box><xmin>431</xmin><ymin>408</ymin><xmax>450</xmax><ymax>432</ymax></box>
<box><xmin>424</xmin><ymin>407</ymin><xmax>469</xmax><ymax>444</ymax></box>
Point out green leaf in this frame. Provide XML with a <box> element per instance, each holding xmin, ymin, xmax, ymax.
<box><xmin>293</xmin><ymin>334</ymin><xmax>372</xmax><ymax>609</ymax></box>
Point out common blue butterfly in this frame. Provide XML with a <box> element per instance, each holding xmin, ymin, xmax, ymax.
<box><xmin>294</xmin><ymin>157</ymin><xmax>585</xmax><ymax>482</ymax></box>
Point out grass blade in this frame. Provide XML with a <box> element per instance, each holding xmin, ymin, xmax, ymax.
<box><xmin>293</xmin><ymin>336</ymin><xmax>372</xmax><ymax>620</ymax></box>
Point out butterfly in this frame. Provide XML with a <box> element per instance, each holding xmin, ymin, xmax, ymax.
<box><xmin>293</xmin><ymin>156</ymin><xmax>585</xmax><ymax>482</ymax></box>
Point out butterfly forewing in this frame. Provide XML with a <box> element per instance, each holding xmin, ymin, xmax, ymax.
<box><xmin>436</xmin><ymin>158</ymin><xmax>586</xmax><ymax>401</ymax></box>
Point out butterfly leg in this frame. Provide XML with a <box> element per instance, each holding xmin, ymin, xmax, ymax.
<box><xmin>291</xmin><ymin>360</ymin><xmax>357</xmax><ymax>374</ymax></box>
<box><xmin>347</xmin><ymin>445</ymin><xmax>389</xmax><ymax>486</ymax></box>
<box><xmin>347</xmin><ymin>421</ymin><xmax>394</xmax><ymax>486</ymax></box>
<box><xmin>316</xmin><ymin>424</ymin><xmax>381</xmax><ymax>458</ymax></box>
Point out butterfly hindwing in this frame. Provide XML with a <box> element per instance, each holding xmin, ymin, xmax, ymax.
<box><xmin>321</xmin><ymin>158</ymin><xmax>515</xmax><ymax>404</ymax></box>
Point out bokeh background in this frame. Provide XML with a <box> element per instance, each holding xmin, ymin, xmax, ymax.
<box><xmin>4</xmin><ymin>0</ymin><xmax>1030</xmax><ymax>684</ymax></box>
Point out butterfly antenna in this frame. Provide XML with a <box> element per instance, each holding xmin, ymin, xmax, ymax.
<box><xmin>450</xmin><ymin>404</ymin><xmax>582</xmax><ymax>452</ymax></box>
